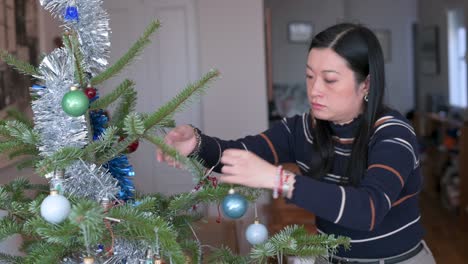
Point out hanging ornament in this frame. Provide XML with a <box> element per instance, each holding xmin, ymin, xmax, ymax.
<box><xmin>40</xmin><ymin>190</ymin><xmax>71</xmax><ymax>224</ymax></box>
<box><xmin>83</xmin><ymin>257</ymin><xmax>95</xmax><ymax>264</ymax></box>
<box><xmin>144</xmin><ymin>248</ymin><xmax>154</xmax><ymax>264</ymax></box>
<box><xmin>119</xmin><ymin>136</ymin><xmax>140</xmax><ymax>153</ymax></box>
<box><xmin>61</xmin><ymin>86</ymin><xmax>90</xmax><ymax>117</ymax></box>
<box><xmin>64</xmin><ymin>0</ymin><xmax>79</xmax><ymax>22</ymax></box>
<box><xmin>49</xmin><ymin>169</ymin><xmax>65</xmax><ymax>194</ymax></box>
<box><xmin>221</xmin><ymin>188</ymin><xmax>248</xmax><ymax>219</ymax></box>
<box><xmin>84</xmin><ymin>86</ymin><xmax>97</xmax><ymax>99</ymax></box>
<box><xmin>245</xmin><ymin>220</ymin><xmax>268</xmax><ymax>245</ymax></box>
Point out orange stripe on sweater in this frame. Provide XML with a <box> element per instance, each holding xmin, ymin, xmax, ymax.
<box><xmin>332</xmin><ymin>136</ymin><xmax>354</xmax><ymax>144</ymax></box>
<box><xmin>260</xmin><ymin>133</ymin><xmax>279</xmax><ymax>165</ymax></box>
<box><xmin>374</xmin><ymin>116</ymin><xmax>393</xmax><ymax>128</ymax></box>
<box><xmin>369</xmin><ymin>197</ymin><xmax>375</xmax><ymax>231</ymax></box>
<box><xmin>392</xmin><ymin>192</ymin><xmax>419</xmax><ymax>207</ymax></box>
<box><xmin>368</xmin><ymin>164</ymin><xmax>404</xmax><ymax>187</ymax></box>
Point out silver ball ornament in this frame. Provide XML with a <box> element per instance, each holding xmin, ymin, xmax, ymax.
<box><xmin>40</xmin><ymin>190</ymin><xmax>71</xmax><ymax>224</ymax></box>
<box><xmin>245</xmin><ymin>220</ymin><xmax>268</xmax><ymax>245</ymax></box>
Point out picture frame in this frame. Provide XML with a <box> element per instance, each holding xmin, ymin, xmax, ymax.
<box><xmin>288</xmin><ymin>22</ymin><xmax>313</xmax><ymax>44</ymax></box>
<box><xmin>374</xmin><ymin>29</ymin><xmax>392</xmax><ymax>63</ymax></box>
<box><xmin>419</xmin><ymin>26</ymin><xmax>440</xmax><ymax>75</ymax></box>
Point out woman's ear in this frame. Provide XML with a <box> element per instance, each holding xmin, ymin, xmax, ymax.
<box><xmin>360</xmin><ymin>75</ymin><xmax>370</xmax><ymax>95</ymax></box>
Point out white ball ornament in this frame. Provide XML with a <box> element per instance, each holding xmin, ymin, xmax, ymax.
<box><xmin>40</xmin><ymin>190</ymin><xmax>71</xmax><ymax>224</ymax></box>
<box><xmin>245</xmin><ymin>220</ymin><xmax>268</xmax><ymax>245</ymax></box>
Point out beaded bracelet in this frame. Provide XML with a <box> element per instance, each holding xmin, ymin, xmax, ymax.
<box><xmin>281</xmin><ymin>170</ymin><xmax>294</xmax><ymax>198</ymax></box>
<box><xmin>273</xmin><ymin>165</ymin><xmax>283</xmax><ymax>199</ymax></box>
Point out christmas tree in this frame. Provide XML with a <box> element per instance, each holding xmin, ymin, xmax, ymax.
<box><xmin>0</xmin><ymin>0</ymin><xmax>349</xmax><ymax>263</ymax></box>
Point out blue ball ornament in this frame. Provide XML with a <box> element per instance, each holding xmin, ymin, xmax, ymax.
<box><xmin>245</xmin><ymin>221</ymin><xmax>268</xmax><ymax>245</ymax></box>
<box><xmin>221</xmin><ymin>189</ymin><xmax>248</xmax><ymax>219</ymax></box>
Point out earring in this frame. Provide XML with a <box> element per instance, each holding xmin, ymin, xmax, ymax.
<box><xmin>364</xmin><ymin>94</ymin><xmax>369</xmax><ymax>102</ymax></box>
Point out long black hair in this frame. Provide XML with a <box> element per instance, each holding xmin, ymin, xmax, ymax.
<box><xmin>308</xmin><ymin>23</ymin><xmax>387</xmax><ymax>186</ymax></box>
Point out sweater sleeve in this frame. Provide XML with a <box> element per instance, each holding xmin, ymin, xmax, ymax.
<box><xmin>289</xmin><ymin>120</ymin><xmax>419</xmax><ymax>231</ymax></box>
<box><xmin>197</xmin><ymin>117</ymin><xmax>298</xmax><ymax>172</ymax></box>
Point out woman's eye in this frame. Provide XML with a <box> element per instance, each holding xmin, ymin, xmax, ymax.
<box><xmin>306</xmin><ymin>75</ymin><xmax>313</xmax><ymax>79</ymax></box>
<box><xmin>325</xmin><ymin>79</ymin><xmax>337</xmax><ymax>84</ymax></box>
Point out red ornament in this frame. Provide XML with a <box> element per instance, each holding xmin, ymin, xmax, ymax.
<box><xmin>119</xmin><ymin>136</ymin><xmax>139</xmax><ymax>153</ymax></box>
<box><xmin>127</xmin><ymin>140</ymin><xmax>139</xmax><ymax>153</ymax></box>
<box><xmin>84</xmin><ymin>86</ymin><xmax>97</xmax><ymax>99</ymax></box>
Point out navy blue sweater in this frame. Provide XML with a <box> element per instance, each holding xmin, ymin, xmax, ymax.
<box><xmin>198</xmin><ymin>109</ymin><xmax>424</xmax><ymax>258</ymax></box>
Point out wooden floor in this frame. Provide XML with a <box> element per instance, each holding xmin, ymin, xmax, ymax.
<box><xmin>420</xmin><ymin>192</ymin><xmax>468</xmax><ymax>263</ymax></box>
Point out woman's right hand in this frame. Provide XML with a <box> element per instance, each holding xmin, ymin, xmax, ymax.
<box><xmin>156</xmin><ymin>125</ymin><xmax>198</xmax><ymax>167</ymax></box>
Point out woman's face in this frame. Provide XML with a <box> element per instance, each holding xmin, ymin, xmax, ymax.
<box><xmin>306</xmin><ymin>48</ymin><xmax>368</xmax><ymax>124</ymax></box>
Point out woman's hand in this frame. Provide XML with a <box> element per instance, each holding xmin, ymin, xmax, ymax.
<box><xmin>219</xmin><ymin>149</ymin><xmax>277</xmax><ymax>190</ymax></box>
<box><xmin>156</xmin><ymin>125</ymin><xmax>197</xmax><ymax>167</ymax></box>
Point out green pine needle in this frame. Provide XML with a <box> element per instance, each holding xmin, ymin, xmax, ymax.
<box><xmin>0</xmin><ymin>49</ymin><xmax>40</xmax><ymax>77</ymax></box>
<box><xmin>143</xmin><ymin>69</ymin><xmax>219</xmax><ymax>130</ymax></box>
<box><xmin>63</xmin><ymin>33</ymin><xmax>86</xmax><ymax>87</ymax></box>
<box><xmin>123</xmin><ymin>113</ymin><xmax>145</xmax><ymax>136</ymax></box>
<box><xmin>109</xmin><ymin>86</ymin><xmax>138</xmax><ymax>129</ymax></box>
<box><xmin>0</xmin><ymin>253</ymin><xmax>24</xmax><ymax>264</ymax></box>
<box><xmin>35</xmin><ymin>147</ymin><xmax>84</xmax><ymax>176</ymax></box>
<box><xmin>6</xmin><ymin>108</ymin><xmax>34</xmax><ymax>128</ymax></box>
<box><xmin>89</xmin><ymin>79</ymin><xmax>135</xmax><ymax>110</ymax></box>
<box><xmin>0</xmin><ymin>217</ymin><xmax>23</xmax><ymax>241</ymax></box>
<box><xmin>90</xmin><ymin>20</ymin><xmax>161</xmax><ymax>86</ymax></box>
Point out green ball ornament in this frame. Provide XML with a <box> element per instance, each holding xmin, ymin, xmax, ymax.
<box><xmin>61</xmin><ymin>87</ymin><xmax>89</xmax><ymax>117</ymax></box>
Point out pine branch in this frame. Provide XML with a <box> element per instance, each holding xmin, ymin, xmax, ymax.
<box><xmin>0</xmin><ymin>217</ymin><xmax>23</xmax><ymax>241</ymax></box>
<box><xmin>0</xmin><ymin>49</ymin><xmax>40</xmax><ymax>77</ymax></box>
<box><xmin>108</xmin><ymin>206</ymin><xmax>186</xmax><ymax>264</ymax></box>
<box><xmin>8</xmin><ymin>145</ymin><xmax>39</xmax><ymax>160</ymax></box>
<box><xmin>95</xmin><ymin>136</ymin><xmax>136</xmax><ymax>164</ymax></box>
<box><xmin>143</xmin><ymin>69</ymin><xmax>219</xmax><ymax>130</ymax></box>
<box><xmin>208</xmin><ymin>246</ymin><xmax>249</xmax><ymax>264</ymax></box>
<box><xmin>68</xmin><ymin>200</ymin><xmax>106</xmax><ymax>249</ymax></box>
<box><xmin>89</xmin><ymin>79</ymin><xmax>135</xmax><ymax>110</ymax></box>
<box><xmin>0</xmin><ymin>253</ymin><xmax>24</xmax><ymax>264</ymax></box>
<box><xmin>143</xmin><ymin>134</ymin><xmax>205</xmax><ymax>178</ymax></box>
<box><xmin>63</xmin><ymin>33</ymin><xmax>86</xmax><ymax>87</ymax></box>
<box><xmin>90</xmin><ymin>20</ymin><xmax>161</xmax><ymax>86</ymax></box>
<box><xmin>22</xmin><ymin>241</ymin><xmax>69</xmax><ymax>264</ymax></box>
<box><xmin>3</xmin><ymin>120</ymin><xmax>40</xmax><ymax>145</ymax></box>
<box><xmin>16</xmin><ymin>158</ymin><xmax>40</xmax><ymax>170</ymax></box>
<box><xmin>83</xmin><ymin>126</ymin><xmax>119</xmax><ymax>160</ymax></box>
<box><xmin>123</xmin><ymin>112</ymin><xmax>145</xmax><ymax>137</ymax></box>
<box><xmin>35</xmin><ymin>147</ymin><xmax>84</xmax><ymax>175</ymax></box>
<box><xmin>25</xmin><ymin>216</ymin><xmax>81</xmax><ymax>247</ymax></box>
<box><xmin>5</xmin><ymin>108</ymin><xmax>34</xmax><ymax>128</ymax></box>
<box><xmin>109</xmin><ymin>86</ymin><xmax>138</xmax><ymax>129</ymax></box>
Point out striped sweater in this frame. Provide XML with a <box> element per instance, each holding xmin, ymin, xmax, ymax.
<box><xmin>198</xmin><ymin>109</ymin><xmax>424</xmax><ymax>258</ymax></box>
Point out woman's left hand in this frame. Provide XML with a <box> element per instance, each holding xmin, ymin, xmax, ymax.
<box><xmin>219</xmin><ymin>149</ymin><xmax>277</xmax><ymax>189</ymax></box>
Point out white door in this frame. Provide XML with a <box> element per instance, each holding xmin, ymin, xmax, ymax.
<box><xmin>104</xmin><ymin>0</ymin><xmax>201</xmax><ymax>195</ymax></box>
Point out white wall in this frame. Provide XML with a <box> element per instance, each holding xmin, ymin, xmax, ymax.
<box><xmin>198</xmin><ymin>0</ymin><xmax>269</xmax><ymax>138</ymax></box>
<box><xmin>264</xmin><ymin>0</ymin><xmax>345</xmax><ymax>84</ymax></box>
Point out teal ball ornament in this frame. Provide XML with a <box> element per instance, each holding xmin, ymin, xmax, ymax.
<box><xmin>245</xmin><ymin>221</ymin><xmax>268</xmax><ymax>245</ymax></box>
<box><xmin>61</xmin><ymin>87</ymin><xmax>89</xmax><ymax>117</ymax></box>
<box><xmin>222</xmin><ymin>189</ymin><xmax>248</xmax><ymax>219</ymax></box>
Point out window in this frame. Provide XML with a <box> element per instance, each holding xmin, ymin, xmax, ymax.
<box><xmin>447</xmin><ymin>9</ymin><xmax>467</xmax><ymax>108</ymax></box>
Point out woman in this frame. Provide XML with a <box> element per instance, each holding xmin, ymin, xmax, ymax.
<box><xmin>157</xmin><ymin>23</ymin><xmax>436</xmax><ymax>263</ymax></box>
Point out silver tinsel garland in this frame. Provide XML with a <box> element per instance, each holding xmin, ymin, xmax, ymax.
<box><xmin>39</xmin><ymin>0</ymin><xmax>111</xmax><ymax>75</ymax></box>
<box><xmin>33</xmin><ymin>0</ymin><xmax>147</xmax><ymax>262</ymax></box>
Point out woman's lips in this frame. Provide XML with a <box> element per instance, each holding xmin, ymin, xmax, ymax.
<box><xmin>311</xmin><ymin>103</ymin><xmax>325</xmax><ymax>110</ymax></box>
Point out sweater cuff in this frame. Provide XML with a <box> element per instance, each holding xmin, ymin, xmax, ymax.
<box><xmin>198</xmin><ymin>134</ymin><xmax>223</xmax><ymax>170</ymax></box>
<box><xmin>289</xmin><ymin>175</ymin><xmax>341</xmax><ymax>221</ymax></box>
